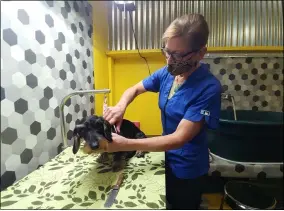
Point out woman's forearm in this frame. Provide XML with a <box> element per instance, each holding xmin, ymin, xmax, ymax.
<box><xmin>116</xmin><ymin>87</ymin><xmax>138</xmax><ymax>109</ymax></box>
<box><xmin>117</xmin><ymin>82</ymin><xmax>146</xmax><ymax>110</ymax></box>
<box><xmin>123</xmin><ymin>134</ymin><xmax>184</xmax><ymax>152</ymax></box>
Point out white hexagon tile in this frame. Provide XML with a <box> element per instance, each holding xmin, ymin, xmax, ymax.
<box><xmin>1</xmin><ymin>0</ymin><xmax>94</xmax><ymax>190</ymax></box>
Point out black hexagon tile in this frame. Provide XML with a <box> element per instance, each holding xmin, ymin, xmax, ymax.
<box><xmin>46</xmin><ymin>56</ymin><xmax>55</xmax><ymax>69</ymax></box>
<box><xmin>45</xmin><ymin>14</ymin><xmax>54</xmax><ymax>27</ymax></box>
<box><xmin>70</xmin><ymin>63</ymin><xmax>75</xmax><ymax>73</ymax></box>
<box><xmin>66</xmin><ymin>113</ymin><xmax>72</xmax><ymax>123</ymax></box>
<box><xmin>74</xmin><ymin>104</ymin><xmax>80</xmax><ymax>113</ymax></box>
<box><xmin>47</xmin><ymin>128</ymin><xmax>56</xmax><ymax>140</ymax></box>
<box><xmin>64</xmin><ymin>1</ymin><xmax>71</xmax><ymax>13</ymax></box>
<box><xmin>25</xmin><ymin>49</ymin><xmax>36</xmax><ymax>64</ymax></box>
<box><xmin>17</xmin><ymin>9</ymin><xmax>29</xmax><ymax>25</ymax></box>
<box><xmin>235</xmin><ymin>164</ymin><xmax>245</xmax><ymax>173</ymax></box>
<box><xmin>20</xmin><ymin>149</ymin><xmax>33</xmax><ymax>164</ymax></box>
<box><xmin>44</xmin><ymin>87</ymin><xmax>53</xmax><ymax>99</ymax></box>
<box><xmin>1</xmin><ymin>171</ymin><xmax>16</xmax><ymax>189</ymax></box>
<box><xmin>45</xmin><ymin>0</ymin><xmax>54</xmax><ymax>7</ymax></box>
<box><xmin>86</xmin><ymin>49</ymin><xmax>90</xmax><ymax>57</ymax></box>
<box><xmin>39</xmin><ymin>97</ymin><xmax>49</xmax><ymax>110</ymax></box>
<box><xmin>3</xmin><ymin>28</ymin><xmax>18</xmax><ymax>46</ymax></box>
<box><xmin>61</xmin><ymin>7</ymin><xmax>68</xmax><ymax>19</ymax></box>
<box><xmin>90</xmin><ymin>95</ymin><xmax>94</xmax><ymax>103</ymax></box>
<box><xmin>87</xmin><ymin>76</ymin><xmax>91</xmax><ymax>84</ymax></box>
<box><xmin>79</xmin><ymin>37</ymin><xmax>84</xmax><ymax>46</ymax></box>
<box><xmin>88</xmin><ymin>25</ymin><xmax>93</xmax><ymax>38</ymax></box>
<box><xmin>26</xmin><ymin>73</ymin><xmax>38</xmax><ymax>88</ymax></box>
<box><xmin>59</xmin><ymin>69</ymin><xmax>67</xmax><ymax>80</ymax></box>
<box><xmin>75</xmin><ymin>50</ymin><xmax>80</xmax><ymax>59</ymax></box>
<box><xmin>30</xmin><ymin>121</ymin><xmax>41</xmax><ymax>135</ymax></box>
<box><xmin>82</xmin><ymin>60</ymin><xmax>87</xmax><ymax>69</ymax></box>
<box><xmin>70</xmin><ymin>80</ymin><xmax>76</xmax><ymax>89</ymax></box>
<box><xmin>82</xmin><ymin>110</ymin><xmax>87</xmax><ymax>118</ymax></box>
<box><xmin>245</xmin><ymin>57</ymin><xmax>253</xmax><ymax>64</ymax></box>
<box><xmin>79</xmin><ymin>22</ymin><xmax>84</xmax><ymax>31</ymax></box>
<box><xmin>58</xmin><ymin>32</ymin><xmax>65</xmax><ymax>43</ymax></box>
<box><xmin>2</xmin><ymin>127</ymin><xmax>18</xmax><ymax>145</ymax></box>
<box><xmin>73</xmin><ymin>2</ymin><xmax>79</xmax><ymax>12</ymax></box>
<box><xmin>14</xmin><ymin>98</ymin><xmax>28</xmax><ymax>114</ymax></box>
<box><xmin>35</xmin><ymin>30</ymin><xmax>45</xmax><ymax>44</ymax></box>
<box><xmin>1</xmin><ymin>86</ymin><xmax>5</xmax><ymax>101</ymax></box>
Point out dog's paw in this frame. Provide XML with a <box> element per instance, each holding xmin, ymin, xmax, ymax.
<box><xmin>97</xmin><ymin>152</ymin><xmax>109</xmax><ymax>164</ymax></box>
<box><xmin>135</xmin><ymin>151</ymin><xmax>147</xmax><ymax>158</ymax></box>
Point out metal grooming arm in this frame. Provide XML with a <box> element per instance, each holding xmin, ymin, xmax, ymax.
<box><xmin>59</xmin><ymin>89</ymin><xmax>111</xmax><ymax>149</ymax></box>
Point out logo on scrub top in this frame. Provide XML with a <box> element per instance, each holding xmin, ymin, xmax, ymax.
<box><xmin>201</xmin><ymin>110</ymin><xmax>210</xmax><ymax>116</ymax></box>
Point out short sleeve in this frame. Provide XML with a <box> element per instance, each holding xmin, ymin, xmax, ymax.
<box><xmin>142</xmin><ymin>67</ymin><xmax>165</xmax><ymax>93</ymax></box>
<box><xmin>183</xmin><ymin>83</ymin><xmax>222</xmax><ymax>130</ymax></box>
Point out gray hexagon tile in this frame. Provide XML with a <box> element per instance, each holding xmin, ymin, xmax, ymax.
<box><xmin>1</xmin><ymin>99</ymin><xmax>15</xmax><ymax>117</ymax></box>
<box><xmin>11</xmin><ymin>139</ymin><xmax>26</xmax><ymax>155</ymax></box>
<box><xmin>43</xmin><ymin>140</ymin><xmax>53</xmax><ymax>152</ymax></box>
<box><xmin>1</xmin><ymin>144</ymin><xmax>13</xmax><ymax>162</ymax></box>
<box><xmin>1</xmin><ymin>116</ymin><xmax>9</xmax><ymax>131</ymax></box>
<box><xmin>15</xmin><ymin>164</ymin><xmax>29</xmax><ymax>181</ymax></box>
<box><xmin>25</xmin><ymin>134</ymin><xmax>38</xmax><ymax>149</ymax></box>
<box><xmin>39</xmin><ymin>151</ymin><xmax>49</xmax><ymax>165</ymax></box>
<box><xmin>1</xmin><ymin>162</ymin><xmax>6</xmax><ymax>176</ymax></box>
<box><xmin>5</xmin><ymin>154</ymin><xmax>21</xmax><ymax>171</ymax></box>
<box><xmin>27</xmin><ymin>156</ymin><xmax>39</xmax><ymax>170</ymax></box>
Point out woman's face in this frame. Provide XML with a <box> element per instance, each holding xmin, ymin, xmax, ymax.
<box><xmin>164</xmin><ymin>36</ymin><xmax>205</xmax><ymax>64</ymax></box>
<box><xmin>163</xmin><ymin>36</ymin><xmax>206</xmax><ymax>76</ymax></box>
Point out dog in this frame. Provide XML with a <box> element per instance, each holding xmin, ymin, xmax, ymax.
<box><xmin>71</xmin><ymin>115</ymin><xmax>147</xmax><ymax>172</ymax></box>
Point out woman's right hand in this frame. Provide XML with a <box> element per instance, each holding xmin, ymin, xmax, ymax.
<box><xmin>103</xmin><ymin>104</ymin><xmax>126</xmax><ymax>133</ymax></box>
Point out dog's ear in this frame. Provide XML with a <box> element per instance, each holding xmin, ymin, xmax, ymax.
<box><xmin>103</xmin><ymin>120</ymin><xmax>112</xmax><ymax>142</ymax></box>
<box><xmin>72</xmin><ymin>135</ymin><xmax>81</xmax><ymax>154</ymax></box>
<box><xmin>72</xmin><ymin>124</ymin><xmax>84</xmax><ymax>154</ymax></box>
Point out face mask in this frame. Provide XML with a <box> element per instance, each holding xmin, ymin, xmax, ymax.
<box><xmin>167</xmin><ymin>59</ymin><xmax>198</xmax><ymax>76</ymax></box>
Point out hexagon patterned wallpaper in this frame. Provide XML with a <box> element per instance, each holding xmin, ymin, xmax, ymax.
<box><xmin>204</xmin><ymin>56</ymin><xmax>283</xmax><ymax>112</ymax></box>
<box><xmin>1</xmin><ymin>1</ymin><xmax>94</xmax><ymax>190</ymax></box>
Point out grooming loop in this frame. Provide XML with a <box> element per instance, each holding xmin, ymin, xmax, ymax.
<box><xmin>103</xmin><ymin>93</ymin><xmax>108</xmax><ymax>115</ymax></box>
<box><xmin>59</xmin><ymin>89</ymin><xmax>111</xmax><ymax>149</ymax></box>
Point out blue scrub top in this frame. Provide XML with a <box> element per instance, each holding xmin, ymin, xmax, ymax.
<box><xmin>142</xmin><ymin>63</ymin><xmax>222</xmax><ymax>179</ymax></box>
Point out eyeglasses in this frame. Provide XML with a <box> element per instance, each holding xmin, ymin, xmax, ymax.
<box><xmin>161</xmin><ymin>47</ymin><xmax>199</xmax><ymax>62</ymax></box>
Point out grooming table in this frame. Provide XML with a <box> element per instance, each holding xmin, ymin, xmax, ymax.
<box><xmin>0</xmin><ymin>147</ymin><xmax>166</xmax><ymax>209</ymax></box>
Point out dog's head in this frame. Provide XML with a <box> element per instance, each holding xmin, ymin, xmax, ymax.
<box><xmin>72</xmin><ymin>115</ymin><xmax>113</xmax><ymax>154</ymax></box>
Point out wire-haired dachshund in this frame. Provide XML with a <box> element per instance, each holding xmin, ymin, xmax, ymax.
<box><xmin>71</xmin><ymin>115</ymin><xmax>147</xmax><ymax>172</ymax></box>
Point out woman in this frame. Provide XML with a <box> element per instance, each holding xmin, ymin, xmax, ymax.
<box><xmin>103</xmin><ymin>14</ymin><xmax>222</xmax><ymax>209</ymax></box>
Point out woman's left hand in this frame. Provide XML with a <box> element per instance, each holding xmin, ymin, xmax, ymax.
<box><xmin>106</xmin><ymin>133</ymin><xmax>129</xmax><ymax>152</ymax></box>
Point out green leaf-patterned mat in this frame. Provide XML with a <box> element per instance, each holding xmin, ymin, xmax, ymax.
<box><xmin>0</xmin><ymin>147</ymin><xmax>165</xmax><ymax>209</ymax></box>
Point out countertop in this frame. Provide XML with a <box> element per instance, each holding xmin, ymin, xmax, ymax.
<box><xmin>0</xmin><ymin>147</ymin><xmax>166</xmax><ymax>209</ymax></box>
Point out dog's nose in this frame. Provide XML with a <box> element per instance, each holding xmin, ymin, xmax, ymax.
<box><xmin>90</xmin><ymin>141</ymin><xmax>99</xmax><ymax>149</ymax></box>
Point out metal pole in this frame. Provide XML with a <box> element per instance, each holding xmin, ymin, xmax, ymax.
<box><xmin>59</xmin><ymin>89</ymin><xmax>111</xmax><ymax>149</ymax></box>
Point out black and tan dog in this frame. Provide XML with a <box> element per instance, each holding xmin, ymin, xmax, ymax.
<box><xmin>71</xmin><ymin>115</ymin><xmax>147</xmax><ymax>172</ymax></box>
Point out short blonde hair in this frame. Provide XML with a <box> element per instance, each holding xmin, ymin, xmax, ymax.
<box><xmin>162</xmin><ymin>14</ymin><xmax>209</xmax><ymax>51</ymax></box>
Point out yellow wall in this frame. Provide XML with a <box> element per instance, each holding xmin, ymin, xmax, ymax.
<box><xmin>112</xmin><ymin>56</ymin><xmax>166</xmax><ymax>135</ymax></box>
<box><xmin>92</xmin><ymin>1</ymin><xmax>109</xmax><ymax>116</ymax></box>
